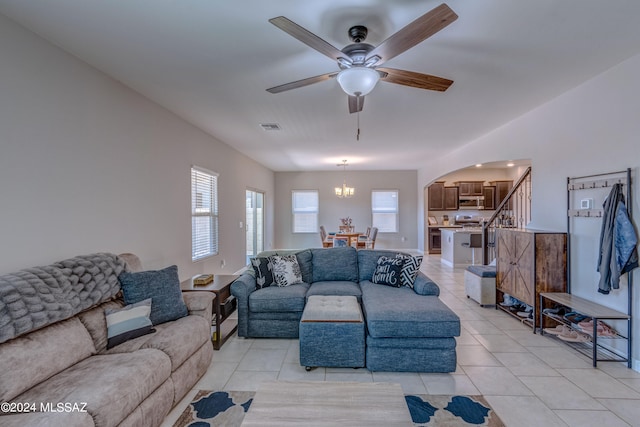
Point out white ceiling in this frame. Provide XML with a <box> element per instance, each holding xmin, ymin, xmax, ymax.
<box><xmin>1</xmin><ymin>1</ymin><xmax>640</xmax><ymax>171</ymax></box>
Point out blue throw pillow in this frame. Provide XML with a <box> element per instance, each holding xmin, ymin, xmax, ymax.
<box><xmin>105</xmin><ymin>298</ymin><xmax>155</xmax><ymax>349</ymax></box>
<box><xmin>119</xmin><ymin>265</ymin><xmax>188</xmax><ymax>325</ymax></box>
<box><xmin>371</xmin><ymin>256</ymin><xmax>405</xmax><ymax>288</ymax></box>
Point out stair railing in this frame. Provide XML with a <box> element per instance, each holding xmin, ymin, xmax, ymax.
<box><xmin>481</xmin><ymin>166</ymin><xmax>532</xmax><ymax>264</ymax></box>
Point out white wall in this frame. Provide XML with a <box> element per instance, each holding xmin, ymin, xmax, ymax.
<box><xmin>0</xmin><ymin>14</ymin><xmax>274</xmax><ymax>278</ymax></box>
<box><xmin>275</xmin><ymin>170</ymin><xmax>418</xmax><ymax>250</ymax></box>
<box><xmin>418</xmin><ymin>53</ymin><xmax>640</xmax><ymax>369</ymax></box>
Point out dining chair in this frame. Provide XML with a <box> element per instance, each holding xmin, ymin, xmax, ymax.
<box><xmin>356</xmin><ymin>227</ymin><xmax>371</xmax><ymax>249</ymax></box>
<box><xmin>320</xmin><ymin>225</ymin><xmax>332</xmax><ymax>248</ymax></box>
<box><xmin>366</xmin><ymin>227</ymin><xmax>378</xmax><ymax>249</ymax></box>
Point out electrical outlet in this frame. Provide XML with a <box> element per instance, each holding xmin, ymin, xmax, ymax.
<box><xmin>221</xmin><ymin>259</ymin><xmax>226</xmax><ymax>268</ymax></box>
<box><xmin>239</xmin><ymin>221</ymin><xmax>244</xmax><ymax>229</ymax></box>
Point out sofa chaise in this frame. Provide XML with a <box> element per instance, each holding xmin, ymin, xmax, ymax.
<box><xmin>231</xmin><ymin>247</ymin><xmax>460</xmax><ymax>372</ymax></box>
<box><xmin>0</xmin><ymin>253</ymin><xmax>214</xmax><ymax>427</ymax></box>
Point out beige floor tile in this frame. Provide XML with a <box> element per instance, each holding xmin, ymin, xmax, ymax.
<box><xmin>527</xmin><ymin>345</ymin><xmax>593</xmax><ymax>369</ymax></box>
<box><xmin>598</xmin><ymin>398</ymin><xmax>640</xmax><ymax>426</ymax></box>
<box><xmin>456</xmin><ymin>345</ymin><xmax>503</xmax><ymax>367</ymax></box>
<box><xmin>463</xmin><ymin>366</ymin><xmax>534</xmax><ymax>396</ymax></box>
<box><xmin>493</xmin><ymin>352</ymin><xmax>561</xmax><ymax>377</ymax></box>
<box><xmin>599</xmin><ymin>362</ymin><xmax>640</xmax><ymax>379</ymax></box>
<box><xmin>484</xmin><ymin>395</ymin><xmax>568</xmax><ymax>427</ymax></box>
<box><xmin>555</xmin><ymin>409</ymin><xmax>630</xmax><ymax>427</ymax></box>
<box><xmin>372</xmin><ymin>372</ymin><xmax>427</xmax><ymax>394</ymax></box>
<box><xmin>325</xmin><ymin>370</ymin><xmax>374</xmax><ymax>382</ymax></box>
<box><xmin>195</xmin><ymin>361</ymin><xmax>238</xmax><ymax>390</ymax></box>
<box><xmin>456</xmin><ymin>329</ymin><xmax>481</xmax><ymax>345</ymax></box>
<box><xmin>250</xmin><ymin>338</ymin><xmax>294</xmax><ymax>350</ymax></box>
<box><xmin>421</xmin><ymin>373</ymin><xmax>480</xmax><ymax>395</ymax></box>
<box><xmin>284</xmin><ymin>342</ymin><xmax>300</xmax><ymax>364</ymax></box>
<box><xmin>558</xmin><ymin>368</ymin><xmax>640</xmax><ymax>399</ymax></box>
<box><xmin>474</xmin><ymin>333</ymin><xmax>528</xmax><ymax>353</ymax></box>
<box><xmin>277</xmin><ymin>362</ymin><xmax>325</xmax><ymax>381</ymax></box>
<box><xmin>461</xmin><ymin>319</ymin><xmax>504</xmax><ymax>335</ymax></box>
<box><xmin>618</xmin><ymin>378</ymin><xmax>640</xmax><ymax>393</ymax></box>
<box><xmin>236</xmin><ymin>348</ymin><xmax>287</xmax><ymax>371</ymax></box>
<box><xmin>224</xmin><ymin>370</ymin><xmax>279</xmax><ymax>391</ymax></box>
<box><xmin>520</xmin><ymin>376</ymin><xmax>606</xmax><ymax>410</ymax></box>
<box><xmin>503</xmin><ymin>328</ymin><xmax>562</xmax><ymax>347</ymax></box>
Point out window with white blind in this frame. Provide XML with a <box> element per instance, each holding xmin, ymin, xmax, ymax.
<box><xmin>292</xmin><ymin>190</ymin><xmax>318</xmax><ymax>233</ymax></box>
<box><xmin>191</xmin><ymin>166</ymin><xmax>218</xmax><ymax>261</ymax></box>
<box><xmin>372</xmin><ymin>190</ymin><xmax>399</xmax><ymax>232</ymax></box>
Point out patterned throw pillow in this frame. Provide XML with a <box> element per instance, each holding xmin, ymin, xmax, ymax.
<box><xmin>105</xmin><ymin>298</ymin><xmax>155</xmax><ymax>349</ymax></box>
<box><xmin>269</xmin><ymin>255</ymin><xmax>303</xmax><ymax>287</ymax></box>
<box><xmin>371</xmin><ymin>256</ymin><xmax>405</xmax><ymax>287</ymax></box>
<box><xmin>395</xmin><ymin>253</ymin><xmax>424</xmax><ymax>288</ymax></box>
<box><xmin>250</xmin><ymin>257</ymin><xmax>274</xmax><ymax>289</ymax></box>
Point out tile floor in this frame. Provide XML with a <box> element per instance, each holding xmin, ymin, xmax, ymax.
<box><xmin>162</xmin><ymin>255</ymin><xmax>640</xmax><ymax>427</ymax></box>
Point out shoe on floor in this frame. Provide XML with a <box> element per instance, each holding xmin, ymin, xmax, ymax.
<box><xmin>544</xmin><ymin>325</ymin><xmax>572</xmax><ymax>335</ymax></box>
<box><xmin>557</xmin><ymin>328</ymin><xmax>591</xmax><ymax>343</ymax></box>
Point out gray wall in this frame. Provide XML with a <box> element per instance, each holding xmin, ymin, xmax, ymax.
<box><xmin>0</xmin><ymin>13</ymin><xmax>274</xmax><ymax>277</ymax></box>
<box><xmin>275</xmin><ymin>170</ymin><xmax>418</xmax><ymax>250</ymax></box>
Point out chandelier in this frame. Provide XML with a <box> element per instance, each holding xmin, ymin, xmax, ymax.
<box><xmin>335</xmin><ymin>160</ymin><xmax>355</xmax><ymax>198</ymax></box>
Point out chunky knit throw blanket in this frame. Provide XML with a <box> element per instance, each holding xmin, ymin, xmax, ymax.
<box><xmin>0</xmin><ymin>253</ymin><xmax>126</xmax><ymax>344</ymax></box>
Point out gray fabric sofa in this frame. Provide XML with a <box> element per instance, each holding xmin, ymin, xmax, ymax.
<box><xmin>0</xmin><ymin>253</ymin><xmax>214</xmax><ymax>427</ymax></box>
<box><xmin>231</xmin><ymin>247</ymin><xmax>460</xmax><ymax>372</ymax></box>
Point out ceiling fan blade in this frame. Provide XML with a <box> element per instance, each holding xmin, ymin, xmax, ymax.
<box><xmin>269</xmin><ymin>16</ymin><xmax>349</xmax><ymax>63</ymax></box>
<box><xmin>377</xmin><ymin>67</ymin><xmax>453</xmax><ymax>91</ymax></box>
<box><xmin>366</xmin><ymin>3</ymin><xmax>458</xmax><ymax>66</ymax></box>
<box><xmin>348</xmin><ymin>95</ymin><xmax>365</xmax><ymax>114</ymax></box>
<box><xmin>266</xmin><ymin>72</ymin><xmax>338</xmax><ymax>94</ymax></box>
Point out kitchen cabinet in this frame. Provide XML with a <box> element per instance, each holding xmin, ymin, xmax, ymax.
<box><xmin>495</xmin><ymin>228</ymin><xmax>567</xmax><ymax>331</ymax></box>
<box><xmin>428</xmin><ymin>182</ymin><xmax>445</xmax><ymax>211</ymax></box>
<box><xmin>492</xmin><ymin>180</ymin><xmax>513</xmax><ymax>209</ymax></box>
<box><xmin>457</xmin><ymin>181</ymin><xmax>484</xmax><ymax>196</ymax></box>
<box><xmin>428</xmin><ymin>227</ymin><xmax>442</xmax><ymax>254</ymax></box>
<box><xmin>483</xmin><ymin>186</ymin><xmax>496</xmax><ymax>210</ymax></box>
<box><xmin>444</xmin><ymin>186</ymin><xmax>459</xmax><ymax>210</ymax></box>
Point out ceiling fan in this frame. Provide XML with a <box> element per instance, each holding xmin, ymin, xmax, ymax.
<box><xmin>266</xmin><ymin>3</ymin><xmax>458</xmax><ymax>113</ymax></box>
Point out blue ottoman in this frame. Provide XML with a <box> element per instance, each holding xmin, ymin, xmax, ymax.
<box><xmin>299</xmin><ymin>295</ymin><xmax>365</xmax><ymax>369</ymax></box>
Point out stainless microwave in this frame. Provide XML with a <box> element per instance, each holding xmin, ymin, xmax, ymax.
<box><xmin>459</xmin><ymin>196</ymin><xmax>484</xmax><ymax>210</ymax></box>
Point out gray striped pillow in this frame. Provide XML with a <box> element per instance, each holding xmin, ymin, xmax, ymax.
<box><xmin>105</xmin><ymin>298</ymin><xmax>155</xmax><ymax>349</ymax></box>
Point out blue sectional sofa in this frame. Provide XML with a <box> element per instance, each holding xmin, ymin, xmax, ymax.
<box><xmin>230</xmin><ymin>247</ymin><xmax>460</xmax><ymax>372</ymax></box>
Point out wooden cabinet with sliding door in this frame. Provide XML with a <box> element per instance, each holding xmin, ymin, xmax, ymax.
<box><xmin>495</xmin><ymin>228</ymin><xmax>567</xmax><ymax>331</ymax></box>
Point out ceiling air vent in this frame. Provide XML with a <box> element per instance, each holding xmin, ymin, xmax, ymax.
<box><xmin>260</xmin><ymin>123</ymin><xmax>281</xmax><ymax>131</ymax></box>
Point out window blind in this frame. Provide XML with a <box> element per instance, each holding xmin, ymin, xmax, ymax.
<box><xmin>292</xmin><ymin>190</ymin><xmax>318</xmax><ymax>233</ymax></box>
<box><xmin>191</xmin><ymin>166</ymin><xmax>219</xmax><ymax>261</ymax></box>
<box><xmin>372</xmin><ymin>190</ymin><xmax>399</xmax><ymax>232</ymax></box>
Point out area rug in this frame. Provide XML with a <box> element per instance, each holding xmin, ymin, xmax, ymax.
<box><xmin>173</xmin><ymin>390</ymin><xmax>504</xmax><ymax>426</ymax></box>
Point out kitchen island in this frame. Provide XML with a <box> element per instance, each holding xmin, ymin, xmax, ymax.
<box><xmin>440</xmin><ymin>228</ymin><xmax>482</xmax><ymax>267</ymax></box>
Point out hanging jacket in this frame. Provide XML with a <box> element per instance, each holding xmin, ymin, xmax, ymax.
<box><xmin>598</xmin><ymin>183</ymin><xmax>639</xmax><ymax>294</ymax></box>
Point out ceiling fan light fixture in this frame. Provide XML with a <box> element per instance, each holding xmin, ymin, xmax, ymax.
<box><xmin>336</xmin><ymin>67</ymin><xmax>380</xmax><ymax>96</ymax></box>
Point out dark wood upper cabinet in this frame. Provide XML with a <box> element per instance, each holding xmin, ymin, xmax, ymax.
<box><xmin>492</xmin><ymin>180</ymin><xmax>514</xmax><ymax>209</ymax></box>
<box><xmin>444</xmin><ymin>186</ymin><xmax>459</xmax><ymax>210</ymax></box>
<box><xmin>428</xmin><ymin>182</ymin><xmax>445</xmax><ymax>211</ymax></box>
<box><xmin>457</xmin><ymin>181</ymin><xmax>484</xmax><ymax>196</ymax></box>
<box><xmin>483</xmin><ymin>186</ymin><xmax>496</xmax><ymax>210</ymax></box>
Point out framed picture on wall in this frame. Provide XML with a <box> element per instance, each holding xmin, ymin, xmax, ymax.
<box><xmin>428</xmin><ymin>216</ymin><xmax>438</xmax><ymax>225</ymax></box>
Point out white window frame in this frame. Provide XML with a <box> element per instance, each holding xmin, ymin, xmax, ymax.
<box><xmin>292</xmin><ymin>190</ymin><xmax>319</xmax><ymax>233</ymax></box>
<box><xmin>191</xmin><ymin>166</ymin><xmax>219</xmax><ymax>261</ymax></box>
<box><xmin>371</xmin><ymin>189</ymin><xmax>399</xmax><ymax>233</ymax></box>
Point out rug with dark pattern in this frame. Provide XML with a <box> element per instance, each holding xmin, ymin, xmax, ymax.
<box><xmin>173</xmin><ymin>390</ymin><xmax>504</xmax><ymax>426</ymax></box>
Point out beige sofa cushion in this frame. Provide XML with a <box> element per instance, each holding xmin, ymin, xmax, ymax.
<box><xmin>0</xmin><ymin>317</ymin><xmax>96</xmax><ymax>402</ymax></box>
<box><xmin>0</xmin><ymin>411</ymin><xmax>94</xmax><ymax>427</ymax></box>
<box><xmin>103</xmin><ymin>314</ymin><xmax>210</xmax><ymax>371</ymax></box>
<box><xmin>15</xmin><ymin>348</ymin><xmax>171</xmax><ymax>427</ymax></box>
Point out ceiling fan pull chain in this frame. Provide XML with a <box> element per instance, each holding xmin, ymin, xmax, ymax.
<box><xmin>356</xmin><ymin>110</ymin><xmax>360</xmax><ymax>141</ymax></box>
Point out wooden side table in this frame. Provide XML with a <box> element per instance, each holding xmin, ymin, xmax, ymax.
<box><xmin>181</xmin><ymin>274</ymin><xmax>239</xmax><ymax>350</ymax></box>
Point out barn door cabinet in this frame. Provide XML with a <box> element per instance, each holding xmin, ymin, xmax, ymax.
<box><xmin>495</xmin><ymin>228</ymin><xmax>567</xmax><ymax>331</ymax></box>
